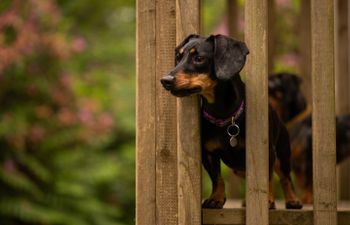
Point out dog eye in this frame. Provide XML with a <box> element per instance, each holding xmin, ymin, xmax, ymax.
<box><xmin>175</xmin><ymin>52</ymin><xmax>182</xmax><ymax>63</ymax></box>
<box><xmin>193</xmin><ymin>55</ymin><xmax>205</xmax><ymax>64</ymax></box>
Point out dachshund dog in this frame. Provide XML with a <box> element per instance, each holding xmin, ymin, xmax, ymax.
<box><xmin>160</xmin><ymin>34</ymin><xmax>302</xmax><ymax>209</ymax></box>
<box><xmin>269</xmin><ymin>72</ymin><xmax>350</xmax><ymax>203</ymax></box>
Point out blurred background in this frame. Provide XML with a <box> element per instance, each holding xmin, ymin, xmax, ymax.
<box><xmin>0</xmin><ymin>0</ymin><xmax>135</xmax><ymax>224</ymax></box>
<box><xmin>1</xmin><ymin>0</ymin><xmax>347</xmax><ymax>225</ymax></box>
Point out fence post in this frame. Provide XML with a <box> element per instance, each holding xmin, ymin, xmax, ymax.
<box><xmin>336</xmin><ymin>0</ymin><xmax>350</xmax><ymax>201</ymax></box>
<box><xmin>154</xmin><ymin>1</ymin><xmax>178</xmax><ymax>225</ymax></box>
<box><xmin>245</xmin><ymin>0</ymin><xmax>269</xmax><ymax>225</ymax></box>
<box><xmin>136</xmin><ymin>0</ymin><xmax>156</xmax><ymax>224</ymax></box>
<box><xmin>176</xmin><ymin>1</ymin><xmax>202</xmax><ymax>225</ymax></box>
<box><xmin>311</xmin><ymin>0</ymin><xmax>337</xmax><ymax>224</ymax></box>
<box><xmin>136</xmin><ymin>0</ymin><xmax>178</xmax><ymax>224</ymax></box>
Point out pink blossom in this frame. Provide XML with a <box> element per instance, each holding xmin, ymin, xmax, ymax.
<box><xmin>276</xmin><ymin>0</ymin><xmax>291</xmax><ymax>8</ymax></box>
<box><xmin>28</xmin><ymin>126</ymin><xmax>45</xmax><ymax>142</ymax></box>
<box><xmin>212</xmin><ymin>18</ymin><xmax>229</xmax><ymax>36</ymax></box>
<box><xmin>35</xmin><ymin>105</ymin><xmax>52</xmax><ymax>119</ymax></box>
<box><xmin>57</xmin><ymin>108</ymin><xmax>77</xmax><ymax>125</ymax></box>
<box><xmin>59</xmin><ymin>73</ymin><xmax>73</xmax><ymax>87</ymax></box>
<box><xmin>96</xmin><ymin>113</ymin><xmax>114</xmax><ymax>132</ymax></box>
<box><xmin>78</xmin><ymin>107</ymin><xmax>93</xmax><ymax>124</ymax></box>
<box><xmin>280</xmin><ymin>53</ymin><xmax>298</xmax><ymax>67</ymax></box>
<box><xmin>4</xmin><ymin>160</ymin><xmax>17</xmax><ymax>172</ymax></box>
<box><xmin>71</xmin><ymin>37</ymin><xmax>87</xmax><ymax>53</ymax></box>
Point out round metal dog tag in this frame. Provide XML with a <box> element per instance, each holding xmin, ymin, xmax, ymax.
<box><xmin>230</xmin><ymin>136</ymin><xmax>238</xmax><ymax>147</ymax></box>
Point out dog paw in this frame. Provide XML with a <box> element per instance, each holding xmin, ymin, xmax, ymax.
<box><xmin>202</xmin><ymin>197</ymin><xmax>226</xmax><ymax>209</ymax></box>
<box><xmin>269</xmin><ymin>201</ymin><xmax>276</xmax><ymax>209</ymax></box>
<box><xmin>286</xmin><ymin>200</ymin><xmax>303</xmax><ymax>209</ymax></box>
<box><xmin>241</xmin><ymin>199</ymin><xmax>246</xmax><ymax>207</ymax></box>
<box><xmin>301</xmin><ymin>191</ymin><xmax>313</xmax><ymax>204</ymax></box>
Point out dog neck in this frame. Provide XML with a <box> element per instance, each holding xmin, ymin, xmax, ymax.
<box><xmin>201</xmin><ymin>74</ymin><xmax>245</xmax><ymax>121</ymax></box>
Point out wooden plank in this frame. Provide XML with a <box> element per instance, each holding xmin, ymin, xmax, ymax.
<box><xmin>336</xmin><ymin>0</ymin><xmax>350</xmax><ymax>200</ymax></box>
<box><xmin>335</xmin><ymin>0</ymin><xmax>349</xmax><ymax>115</ymax></box>
<box><xmin>244</xmin><ymin>0</ymin><xmax>269</xmax><ymax>225</ymax></box>
<box><xmin>311</xmin><ymin>0</ymin><xmax>337</xmax><ymax>224</ymax></box>
<box><xmin>136</xmin><ymin>0</ymin><xmax>156</xmax><ymax>224</ymax></box>
<box><xmin>203</xmin><ymin>208</ymin><xmax>245</xmax><ymax>225</ymax></box>
<box><xmin>202</xmin><ymin>208</ymin><xmax>350</xmax><ymax>225</ymax></box>
<box><xmin>175</xmin><ymin>1</ymin><xmax>201</xmax><ymax>225</ymax></box>
<box><xmin>298</xmin><ymin>0</ymin><xmax>312</xmax><ymax>102</ymax></box>
<box><xmin>343</xmin><ymin>0</ymin><xmax>350</xmax><ymax>202</ymax></box>
<box><xmin>155</xmin><ymin>1</ymin><xmax>178</xmax><ymax>225</ymax></box>
<box><xmin>224</xmin><ymin>198</ymin><xmax>350</xmax><ymax>209</ymax></box>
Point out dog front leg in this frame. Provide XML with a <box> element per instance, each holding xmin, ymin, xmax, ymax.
<box><xmin>202</xmin><ymin>151</ymin><xmax>226</xmax><ymax>208</ymax></box>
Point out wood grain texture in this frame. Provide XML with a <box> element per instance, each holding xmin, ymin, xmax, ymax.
<box><xmin>176</xmin><ymin>1</ymin><xmax>201</xmax><ymax>225</ymax></box>
<box><xmin>155</xmin><ymin>1</ymin><xmax>178</xmax><ymax>225</ymax></box>
<box><xmin>311</xmin><ymin>0</ymin><xmax>337</xmax><ymax>224</ymax></box>
<box><xmin>337</xmin><ymin>0</ymin><xmax>350</xmax><ymax>201</ymax></box>
<box><xmin>335</xmin><ymin>0</ymin><xmax>349</xmax><ymax>115</ymax></box>
<box><xmin>203</xmin><ymin>208</ymin><xmax>350</xmax><ymax>225</ymax></box>
<box><xmin>244</xmin><ymin>1</ymin><xmax>269</xmax><ymax>225</ymax></box>
<box><xmin>136</xmin><ymin>0</ymin><xmax>156</xmax><ymax>224</ymax></box>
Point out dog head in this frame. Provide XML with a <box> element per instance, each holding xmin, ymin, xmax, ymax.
<box><xmin>268</xmin><ymin>73</ymin><xmax>307</xmax><ymax>122</ymax></box>
<box><xmin>160</xmin><ymin>34</ymin><xmax>249</xmax><ymax>102</ymax></box>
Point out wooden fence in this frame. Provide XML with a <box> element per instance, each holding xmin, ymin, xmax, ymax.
<box><xmin>136</xmin><ymin>0</ymin><xmax>350</xmax><ymax>224</ymax></box>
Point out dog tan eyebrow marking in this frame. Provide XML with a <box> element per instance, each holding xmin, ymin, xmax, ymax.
<box><xmin>189</xmin><ymin>48</ymin><xmax>196</xmax><ymax>54</ymax></box>
<box><xmin>179</xmin><ymin>48</ymin><xmax>184</xmax><ymax>54</ymax></box>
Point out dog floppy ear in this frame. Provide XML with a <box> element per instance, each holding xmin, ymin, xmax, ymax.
<box><xmin>209</xmin><ymin>34</ymin><xmax>249</xmax><ymax>80</ymax></box>
<box><xmin>175</xmin><ymin>34</ymin><xmax>200</xmax><ymax>65</ymax></box>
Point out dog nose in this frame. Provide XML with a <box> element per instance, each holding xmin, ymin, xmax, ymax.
<box><xmin>160</xmin><ymin>75</ymin><xmax>175</xmax><ymax>90</ymax></box>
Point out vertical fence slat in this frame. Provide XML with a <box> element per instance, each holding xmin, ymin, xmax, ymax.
<box><xmin>335</xmin><ymin>0</ymin><xmax>349</xmax><ymax>115</ymax></box>
<box><xmin>343</xmin><ymin>0</ymin><xmax>350</xmax><ymax>201</ymax></box>
<box><xmin>155</xmin><ymin>1</ymin><xmax>178</xmax><ymax>225</ymax></box>
<box><xmin>311</xmin><ymin>0</ymin><xmax>337</xmax><ymax>224</ymax></box>
<box><xmin>245</xmin><ymin>0</ymin><xmax>269</xmax><ymax>225</ymax></box>
<box><xmin>176</xmin><ymin>1</ymin><xmax>201</xmax><ymax>225</ymax></box>
<box><xmin>136</xmin><ymin>0</ymin><xmax>156</xmax><ymax>224</ymax></box>
<box><xmin>337</xmin><ymin>0</ymin><xmax>350</xmax><ymax>201</ymax></box>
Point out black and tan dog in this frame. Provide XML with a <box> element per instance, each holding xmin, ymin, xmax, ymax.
<box><xmin>269</xmin><ymin>72</ymin><xmax>350</xmax><ymax>203</ymax></box>
<box><xmin>160</xmin><ymin>34</ymin><xmax>302</xmax><ymax>209</ymax></box>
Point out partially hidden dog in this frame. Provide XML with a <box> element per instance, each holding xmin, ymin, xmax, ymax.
<box><xmin>160</xmin><ymin>34</ymin><xmax>302</xmax><ymax>209</ymax></box>
<box><xmin>268</xmin><ymin>72</ymin><xmax>350</xmax><ymax>203</ymax></box>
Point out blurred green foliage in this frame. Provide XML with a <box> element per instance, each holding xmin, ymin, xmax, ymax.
<box><xmin>0</xmin><ymin>0</ymin><xmax>135</xmax><ymax>224</ymax></box>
